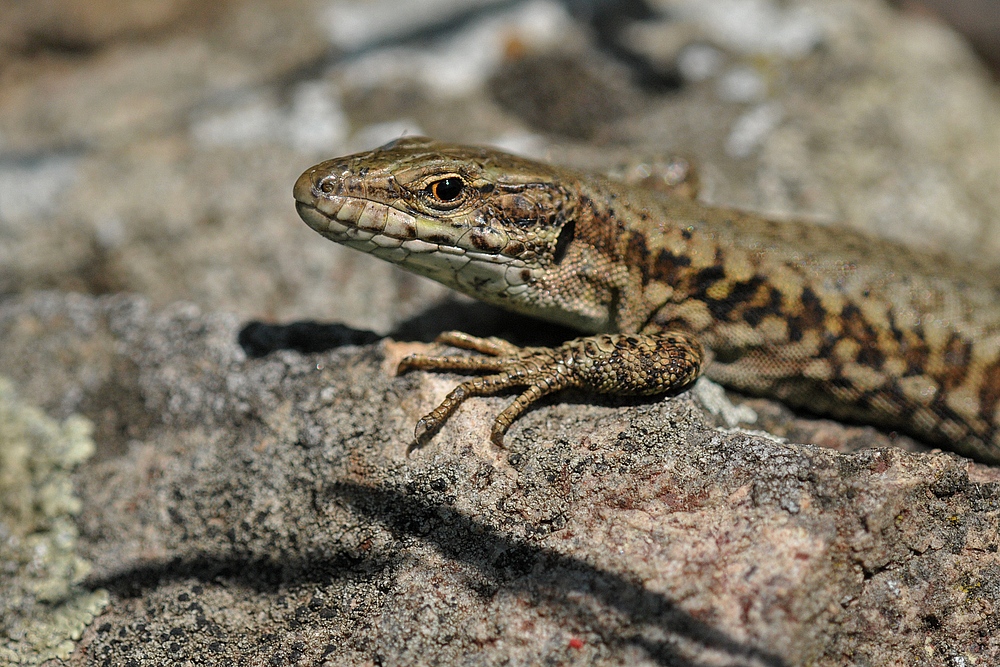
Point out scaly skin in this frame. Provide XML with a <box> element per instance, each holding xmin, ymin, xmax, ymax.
<box><xmin>294</xmin><ymin>137</ymin><xmax>1000</xmax><ymax>463</ymax></box>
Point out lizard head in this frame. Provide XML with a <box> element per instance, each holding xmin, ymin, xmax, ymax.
<box><xmin>294</xmin><ymin>136</ymin><xmax>619</xmax><ymax>331</ymax></box>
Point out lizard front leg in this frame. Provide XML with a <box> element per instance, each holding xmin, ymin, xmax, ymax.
<box><xmin>398</xmin><ymin>331</ymin><xmax>704</xmax><ymax>447</ymax></box>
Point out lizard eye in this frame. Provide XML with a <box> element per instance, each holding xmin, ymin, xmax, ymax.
<box><xmin>427</xmin><ymin>177</ymin><xmax>465</xmax><ymax>203</ymax></box>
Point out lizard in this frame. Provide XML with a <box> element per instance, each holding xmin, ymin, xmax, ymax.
<box><xmin>293</xmin><ymin>136</ymin><xmax>1000</xmax><ymax>465</ymax></box>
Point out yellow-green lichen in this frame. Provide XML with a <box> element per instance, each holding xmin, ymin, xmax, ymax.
<box><xmin>0</xmin><ymin>377</ymin><xmax>109</xmax><ymax>665</ymax></box>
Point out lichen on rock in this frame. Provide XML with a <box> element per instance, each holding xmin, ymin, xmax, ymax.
<box><xmin>0</xmin><ymin>377</ymin><xmax>108</xmax><ymax>665</ymax></box>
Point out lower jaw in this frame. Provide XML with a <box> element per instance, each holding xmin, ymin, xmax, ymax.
<box><xmin>295</xmin><ymin>201</ymin><xmax>338</xmax><ymax>234</ymax></box>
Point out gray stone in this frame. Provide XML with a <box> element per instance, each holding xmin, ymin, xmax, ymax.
<box><xmin>0</xmin><ymin>293</ymin><xmax>994</xmax><ymax>666</ymax></box>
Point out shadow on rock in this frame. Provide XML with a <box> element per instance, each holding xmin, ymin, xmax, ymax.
<box><xmin>328</xmin><ymin>480</ymin><xmax>787</xmax><ymax>667</ymax></box>
<box><xmin>238</xmin><ymin>320</ymin><xmax>382</xmax><ymax>358</ymax></box>
<box><xmin>84</xmin><ymin>479</ymin><xmax>787</xmax><ymax>667</ymax></box>
<box><xmin>239</xmin><ymin>300</ymin><xmax>577</xmax><ymax>357</ymax></box>
<box><xmin>84</xmin><ymin>550</ymin><xmax>392</xmax><ymax>599</ymax></box>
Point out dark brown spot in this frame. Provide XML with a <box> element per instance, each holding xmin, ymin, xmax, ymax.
<box><xmin>727</xmin><ymin>279</ymin><xmax>762</xmax><ymax>305</ymax></box>
<box><xmin>426</xmin><ymin>233</ymin><xmax>454</xmax><ymax>246</ymax></box>
<box><xmin>499</xmin><ymin>194</ymin><xmax>536</xmax><ymax>222</ymax></box>
<box><xmin>838</xmin><ymin>305</ymin><xmax>882</xmax><ymax>367</ymax></box>
<box><xmin>689</xmin><ymin>266</ymin><xmax>726</xmax><ymax>301</ymax></box>
<box><xmin>742</xmin><ymin>293</ymin><xmax>779</xmax><ymax>328</ymax></box>
<box><xmin>651</xmin><ymin>248</ymin><xmax>691</xmax><ymax>284</ymax></box>
<box><xmin>468</xmin><ymin>232</ymin><xmax>492</xmax><ymax>251</ymax></box>
<box><xmin>901</xmin><ymin>330</ymin><xmax>929</xmax><ymax>375</ymax></box>
<box><xmin>505</xmin><ymin>240</ymin><xmax>525</xmax><ymax>255</ymax></box>
<box><xmin>625</xmin><ymin>231</ymin><xmax>650</xmax><ymax>282</ymax></box>
<box><xmin>855</xmin><ymin>340</ymin><xmax>885</xmax><ymax>370</ymax></box>
<box><xmin>694</xmin><ymin>265</ymin><xmax>727</xmax><ymax>289</ymax></box>
<box><xmin>783</xmin><ymin>287</ymin><xmax>826</xmax><ymax>344</ymax></box>
<box><xmin>937</xmin><ymin>334</ymin><xmax>972</xmax><ymax>391</ymax></box>
<box><xmin>796</xmin><ymin>287</ymin><xmax>825</xmax><ymax>330</ymax></box>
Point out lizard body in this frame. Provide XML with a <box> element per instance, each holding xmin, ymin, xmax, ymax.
<box><xmin>294</xmin><ymin>137</ymin><xmax>1000</xmax><ymax>464</ymax></box>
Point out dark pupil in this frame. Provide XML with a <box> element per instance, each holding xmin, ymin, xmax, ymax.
<box><xmin>431</xmin><ymin>178</ymin><xmax>463</xmax><ymax>202</ymax></box>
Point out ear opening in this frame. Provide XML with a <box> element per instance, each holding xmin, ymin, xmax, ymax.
<box><xmin>552</xmin><ymin>218</ymin><xmax>576</xmax><ymax>265</ymax></box>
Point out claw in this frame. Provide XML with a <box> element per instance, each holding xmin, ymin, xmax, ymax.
<box><xmin>413</xmin><ymin>416</ymin><xmax>439</xmax><ymax>446</ymax></box>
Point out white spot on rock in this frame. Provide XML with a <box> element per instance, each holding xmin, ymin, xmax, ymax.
<box><xmin>716</xmin><ymin>65</ymin><xmax>767</xmax><ymax>103</ymax></box>
<box><xmin>287</xmin><ymin>81</ymin><xmax>350</xmax><ymax>153</ymax></box>
<box><xmin>677</xmin><ymin>43</ymin><xmax>724</xmax><ymax>82</ymax></box>
<box><xmin>725</xmin><ymin>102</ymin><xmax>783</xmax><ymax>158</ymax></box>
<box><xmin>0</xmin><ymin>155</ymin><xmax>81</xmax><ymax>227</ymax></box>
<box><xmin>670</xmin><ymin>0</ymin><xmax>824</xmax><ymax>58</ymax></box>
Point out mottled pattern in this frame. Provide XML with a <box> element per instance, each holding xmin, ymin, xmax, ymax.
<box><xmin>397</xmin><ymin>330</ymin><xmax>703</xmax><ymax>446</ymax></box>
<box><xmin>294</xmin><ymin>137</ymin><xmax>1000</xmax><ymax>463</ymax></box>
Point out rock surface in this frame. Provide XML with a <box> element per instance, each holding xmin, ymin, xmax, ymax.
<box><xmin>0</xmin><ymin>0</ymin><xmax>999</xmax><ymax>665</ymax></box>
<box><xmin>0</xmin><ymin>292</ymin><xmax>995</xmax><ymax>666</ymax></box>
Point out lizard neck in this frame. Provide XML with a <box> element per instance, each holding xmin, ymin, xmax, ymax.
<box><xmin>553</xmin><ymin>174</ymin><xmax>747</xmax><ymax>334</ymax></box>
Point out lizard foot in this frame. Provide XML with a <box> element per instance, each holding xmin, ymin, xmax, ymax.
<box><xmin>397</xmin><ymin>330</ymin><xmax>704</xmax><ymax>447</ymax></box>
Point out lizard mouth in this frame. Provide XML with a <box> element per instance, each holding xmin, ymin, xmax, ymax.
<box><xmin>294</xmin><ymin>196</ymin><xmax>426</xmax><ymax>248</ymax></box>
<box><xmin>294</xmin><ymin>195</ymin><xmax>527</xmax><ymax>272</ymax></box>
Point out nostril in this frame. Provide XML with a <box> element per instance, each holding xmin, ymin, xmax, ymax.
<box><xmin>319</xmin><ymin>178</ymin><xmax>335</xmax><ymax>194</ymax></box>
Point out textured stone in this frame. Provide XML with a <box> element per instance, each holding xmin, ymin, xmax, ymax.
<box><xmin>0</xmin><ymin>293</ymin><xmax>995</xmax><ymax>665</ymax></box>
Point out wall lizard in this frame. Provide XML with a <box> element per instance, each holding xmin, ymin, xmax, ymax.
<box><xmin>293</xmin><ymin>137</ymin><xmax>1000</xmax><ymax>464</ymax></box>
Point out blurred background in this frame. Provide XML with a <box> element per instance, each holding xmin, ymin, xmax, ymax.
<box><xmin>1</xmin><ymin>0</ymin><xmax>999</xmax><ymax>335</ymax></box>
<box><xmin>897</xmin><ymin>0</ymin><xmax>1000</xmax><ymax>74</ymax></box>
